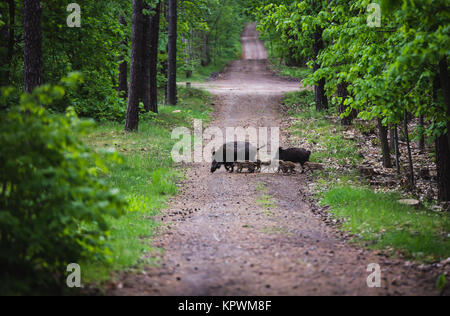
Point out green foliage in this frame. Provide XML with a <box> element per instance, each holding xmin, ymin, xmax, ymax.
<box><xmin>1</xmin><ymin>0</ymin><xmax>131</xmax><ymax>121</ymax></box>
<box><xmin>250</xmin><ymin>0</ymin><xmax>450</xmax><ymax>138</ymax></box>
<box><xmin>0</xmin><ymin>80</ymin><xmax>127</xmax><ymax>294</ymax></box>
<box><xmin>321</xmin><ymin>187</ymin><xmax>450</xmax><ymax>262</ymax></box>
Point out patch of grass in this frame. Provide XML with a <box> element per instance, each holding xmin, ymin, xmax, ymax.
<box><xmin>321</xmin><ymin>187</ymin><xmax>450</xmax><ymax>262</ymax></box>
<box><xmin>81</xmin><ymin>88</ymin><xmax>213</xmax><ymax>284</ymax></box>
<box><xmin>256</xmin><ymin>183</ymin><xmax>276</xmax><ymax>216</ymax></box>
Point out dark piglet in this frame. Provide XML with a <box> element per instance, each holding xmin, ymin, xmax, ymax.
<box><xmin>278</xmin><ymin>147</ymin><xmax>311</xmax><ymax>173</ymax></box>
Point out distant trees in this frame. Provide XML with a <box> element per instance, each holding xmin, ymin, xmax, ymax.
<box><xmin>3</xmin><ymin>0</ymin><xmax>244</xmax><ymax>125</ymax></box>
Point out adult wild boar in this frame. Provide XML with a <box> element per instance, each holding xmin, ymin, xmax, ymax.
<box><xmin>211</xmin><ymin>142</ymin><xmax>263</xmax><ymax>173</ymax></box>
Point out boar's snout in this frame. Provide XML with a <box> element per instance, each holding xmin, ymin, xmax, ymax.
<box><xmin>211</xmin><ymin>160</ymin><xmax>220</xmax><ymax>173</ymax></box>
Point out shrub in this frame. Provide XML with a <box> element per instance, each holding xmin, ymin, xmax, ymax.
<box><xmin>0</xmin><ymin>80</ymin><xmax>127</xmax><ymax>294</ymax></box>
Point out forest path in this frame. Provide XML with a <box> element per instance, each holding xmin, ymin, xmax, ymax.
<box><xmin>109</xmin><ymin>23</ymin><xmax>440</xmax><ymax>296</ymax></box>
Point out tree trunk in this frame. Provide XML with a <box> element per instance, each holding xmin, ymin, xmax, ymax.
<box><xmin>337</xmin><ymin>81</ymin><xmax>355</xmax><ymax>125</ymax></box>
<box><xmin>313</xmin><ymin>28</ymin><xmax>328</xmax><ymax>111</ymax></box>
<box><xmin>403</xmin><ymin>110</ymin><xmax>415</xmax><ymax>188</ymax></box>
<box><xmin>23</xmin><ymin>0</ymin><xmax>42</xmax><ymax>93</ymax></box>
<box><xmin>418</xmin><ymin>115</ymin><xmax>425</xmax><ymax>152</ymax></box>
<box><xmin>436</xmin><ymin>61</ymin><xmax>450</xmax><ymax>201</ymax></box>
<box><xmin>439</xmin><ymin>59</ymin><xmax>450</xmax><ymax>150</ymax></box>
<box><xmin>125</xmin><ymin>0</ymin><xmax>145</xmax><ymax>132</ymax></box>
<box><xmin>436</xmin><ymin>133</ymin><xmax>450</xmax><ymax>202</ymax></box>
<box><xmin>141</xmin><ymin>7</ymin><xmax>150</xmax><ymax>107</ymax></box>
<box><xmin>167</xmin><ymin>0</ymin><xmax>177</xmax><ymax>105</ymax></box>
<box><xmin>389</xmin><ymin>125</ymin><xmax>395</xmax><ymax>153</ymax></box>
<box><xmin>144</xmin><ymin>1</ymin><xmax>160</xmax><ymax>113</ymax></box>
<box><xmin>378</xmin><ymin>118</ymin><xmax>392</xmax><ymax>168</ymax></box>
<box><xmin>118</xmin><ymin>15</ymin><xmax>128</xmax><ymax>99</ymax></box>
<box><xmin>394</xmin><ymin>124</ymin><xmax>401</xmax><ymax>174</ymax></box>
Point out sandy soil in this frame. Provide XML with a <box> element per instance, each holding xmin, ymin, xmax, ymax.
<box><xmin>108</xmin><ymin>23</ymin><xmax>447</xmax><ymax>296</ymax></box>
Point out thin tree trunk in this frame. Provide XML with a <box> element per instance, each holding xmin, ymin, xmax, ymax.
<box><xmin>313</xmin><ymin>27</ymin><xmax>328</xmax><ymax>111</ymax></box>
<box><xmin>394</xmin><ymin>124</ymin><xmax>401</xmax><ymax>174</ymax></box>
<box><xmin>24</xmin><ymin>0</ymin><xmax>43</xmax><ymax>93</ymax></box>
<box><xmin>439</xmin><ymin>59</ymin><xmax>450</xmax><ymax>150</ymax></box>
<box><xmin>125</xmin><ymin>0</ymin><xmax>145</xmax><ymax>132</ymax></box>
<box><xmin>419</xmin><ymin>115</ymin><xmax>425</xmax><ymax>152</ymax></box>
<box><xmin>436</xmin><ymin>133</ymin><xmax>450</xmax><ymax>202</ymax></box>
<box><xmin>167</xmin><ymin>0</ymin><xmax>177</xmax><ymax>105</ymax></box>
<box><xmin>389</xmin><ymin>125</ymin><xmax>395</xmax><ymax>153</ymax></box>
<box><xmin>403</xmin><ymin>110</ymin><xmax>415</xmax><ymax>188</ymax></box>
<box><xmin>378</xmin><ymin>118</ymin><xmax>392</xmax><ymax>168</ymax></box>
<box><xmin>144</xmin><ymin>1</ymin><xmax>160</xmax><ymax>113</ymax></box>
<box><xmin>141</xmin><ymin>7</ymin><xmax>150</xmax><ymax>108</ymax></box>
<box><xmin>312</xmin><ymin>0</ymin><xmax>328</xmax><ymax>112</ymax></box>
<box><xmin>118</xmin><ymin>15</ymin><xmax>128</xmax><ymax>99</ymax></box>
<box><xmin>337</xmin><ymin>81</ymin><xmax>354</xmax><ymax>125</ymax></box>
<box><xmin>436</xmin><ymin>63</ymin><xmax>450</xmax><ymax>201</ymax></box>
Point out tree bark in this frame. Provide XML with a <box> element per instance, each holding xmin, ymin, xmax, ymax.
<box><xmin>378</xmin><ymin>118</ymin><xmax>392</xmax><ymax>168</ymax></box>
<box><xmin>436</xmin><ymin>133</ymin><xmax>450</xmax><ymax>202</ymax></box>
<box><xmin>125</xmin><ymin>0</ymin><xmax>145</xmax><ymax>132</ymax></box>
<box><xmin>167</xmin><ymin>0</ymin><xmax>177</xmax><ymax>105</ymax></box>
<box><xmin>337</xmin><ymin>81</ymin><xmax>355</xmax><ymax>125</ymax></box>
<box><xmin>403</xmin><ymin>110</ymin><xmax>415</xmax><ymax>188</ymax></box>
<box><xmin>24</xmin><ymin>0</ymin><xmax>43</xmax><ymax>93</ymax></box>
<box><xmin>141</xmin><ymin>8</ymin><xmax>150</xmax><ymax>105</ymax></box>
<box><xmin>389</xmin><ymin>125</ymin><xmax>395</xmax><ymax>153</ymax></box>
<box><xmin>439</xmin><ymin>59</ymin><xmax>450</xmax><ymax>150</ymax></box>
<box><xmin>143</xmin><ymin>1</ymin><xmax>161</xmax><ymax>113</ymax></box>
<box><xmin>118</xmin><ymin>15</ymin><xmax>128</xmax><ymax>99</ymax></box>
<box><xmin>436</xmin><ymin>61</ymin><xmax>450</xmax><ymax>201</ymax></box>
<box><xmin>394</xmin><ymin>124</ymin><xmax>401</xmax><ymax>174</ymax></box>
<box><xmin>313</xmin><ymin>28</ymin><xmax>328</xmax><ymax>111</ymax></box>
<box><xmin>201</xmin><ymin>33</ymin><xmax>211</xmax><ymax>66</ymax></box>
<box><xmin>418</xmin><ymin>115</ymin><xmax>425</xmax><ymax>152</ymax></box>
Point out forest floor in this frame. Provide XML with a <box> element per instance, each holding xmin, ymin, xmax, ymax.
<box><xmin>107</xmin><ymin>23</ymin><xmax>448</xmax><ymax>296</ymax></box>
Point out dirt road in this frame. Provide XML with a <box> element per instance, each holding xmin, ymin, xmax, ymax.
<box><xmin>109</xmin><ymin>23</ymin><xmax>442</xmax><ymax>296</ymax></box>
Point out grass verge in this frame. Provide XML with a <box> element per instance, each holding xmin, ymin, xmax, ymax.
<box><xmin>283</xmin><ymin>90</ymin><xmax>450</xmax><ymax>262</ymax></box>
<box><xmin>82</xmin><ymin>87</ymin><xmax>213</xmax><ymax>284</ymax></box>
<box><xmin>321</xmin><ymin>187</ymin><xmax>450</xmax><ymax>262</ymax></box>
